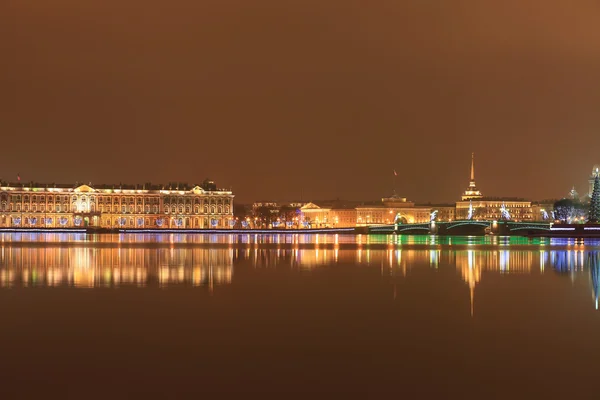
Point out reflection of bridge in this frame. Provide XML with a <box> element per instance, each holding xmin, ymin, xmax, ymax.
<box><xmin>368</xmin><ymin>220</ymin><xmax>551</xmax><ymax>236</ymax></box>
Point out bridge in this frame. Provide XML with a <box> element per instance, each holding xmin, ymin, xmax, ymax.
<box><xmin>367</xmin><ymin>220</ymin><xmax>551</xmax><ymax>236</ymax></box>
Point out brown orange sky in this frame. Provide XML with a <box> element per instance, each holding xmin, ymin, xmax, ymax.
<box><xmin>2</xmin><ymin>1</ymin><xmax>600</xmax><ymax>202</ymax></box>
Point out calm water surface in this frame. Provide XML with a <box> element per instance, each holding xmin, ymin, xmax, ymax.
<box><xmin>1</xmin><ymin>233</ymin><xmax>599</xmax><ymax>398</ymax></box>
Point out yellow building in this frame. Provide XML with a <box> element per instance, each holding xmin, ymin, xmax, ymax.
<box><xmin>455</xmin><ymin>198</ymin><xmax>533</xmax><ymax>221</ymax></box>
<box><xmin>419</xmin><ymin>205</ymin><xmax>455</xmax><ymax>222</ymax></box>
<box><xmin>456</xmin><ymin>153</ymin><xmax>532</xmax><ymax>221</ymax></box>
<box><xmin>0</xmin><ymin>180</ymin><xmax>234</xmax><ymax>229</ymax></box>
<box><xmin>301</xmin><ymin>197</ymin><xmax>431</xmax><ymax>227</ymax></box>
<box><xmin>300</xmin><ymin>202</ymin><xmax>357</xmax><ymax>228</ymax></box>
<box><xmin>356</xmin><ymin>196</ymin><xmax>430</xmax><ymax>225</ymax></box>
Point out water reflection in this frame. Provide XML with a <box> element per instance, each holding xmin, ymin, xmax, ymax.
<box><xmin>4</xmin><ymin>234</ymin><xmax>600</xmax><ymax>314</ymax></box>
<box><xmin>0</xmin><ymin>247</ymin><xmax>233</xmax><ymax>289</ymax></box>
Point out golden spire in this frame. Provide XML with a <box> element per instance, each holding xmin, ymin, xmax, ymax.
<box><xmin>462</xmin><ymin>152</ymin><xmax>483</xmax><ymax>200</ymax></box>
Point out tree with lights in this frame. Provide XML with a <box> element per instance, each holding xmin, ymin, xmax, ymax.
<box><xmin>589</xmin><ymin>175</ymin><xmax>600</xmax><ymax>223</ymax></box>
<box><xmin>553</xmin><ymin>198</ymin><xmax>574</xmax><ymax>223</ymax></box>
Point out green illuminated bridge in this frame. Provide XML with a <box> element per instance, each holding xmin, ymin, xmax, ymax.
<box><xmin>366</xmin><ymin>220</ymin><xmax>552</xmax><ymax>236</ymax></box>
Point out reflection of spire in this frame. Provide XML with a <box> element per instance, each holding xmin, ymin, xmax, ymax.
<box><xmin>457</xmin><ymin>250</ymin><xmax>480</xmax><ymax>317</ymax></box>
<box><xmin>468</xmin><ymin>251</ymin><xmax>476</xmax><ymax>317</ymax></box>
<box><xmin>470</xmin><ymin>285</ymin><xmax>474</xmax><ymax>317</ymax></box>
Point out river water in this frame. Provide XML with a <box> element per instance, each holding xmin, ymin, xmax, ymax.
<box><xmin>0</xmin><ymin>233</ymin><xmax>598</xmax><ymax>398</ymax></box>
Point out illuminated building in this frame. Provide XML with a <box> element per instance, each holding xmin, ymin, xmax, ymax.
<box><xmin>356</xmin><ymin>197</ymin><xmax>431</xmax><ymax>225</ymax></box>
<box><xmin>461</xmin><ymin>153</ymin><xmax>483</xmax><ymax>201</ymax></box>
<box><xmin>0</xmin><ymin>180</ymin><xmax>234</xmax><ymax>229</ymax></box>
<box><xmin>252</xmin><ymin>201</ymin><xmax>305</xmax><ymax>214</ymax></box>
<box><xmin>300</xmin><ymin>202</ymin><xmax>358</xmax><ymax>228</ymax></box>
<box><xmin>301</xmin><ymin>197</ymin><xmax>431</xmax><ymax>227</ymax></box>
<box><xmin>455</xmin><ymin>154</ymin><xmax>533</xmax><ymax>221</ymax></box>
<box><xmin>455</xmin><ymin>198</ymin><xmax>533</xmax><ymax>221</ymax></box>
<box><xmin>416</xmin><ymin>204</ymin><xmax>455</xmax><ymax>222</ymax></box>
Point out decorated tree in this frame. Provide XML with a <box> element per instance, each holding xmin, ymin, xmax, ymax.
<box><xmin>553</xmin><ymin>199</ymin><xmax>574</xmax><ymax>223</ymax></box>
<box><xmin>589</xmin><ymin>175</ymin><xmax>600</xmax><ymax>223</ymax></box>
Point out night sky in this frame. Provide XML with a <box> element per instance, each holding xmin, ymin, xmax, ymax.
<box><xmin>3</xmin><ymin>1</ymin><xmax>600</xmax><ymax>203</ymax></box>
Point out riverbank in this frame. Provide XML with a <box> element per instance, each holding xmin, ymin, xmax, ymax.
<box><xmin>0</xmin><ymin>227</ymin><xmax>358</xmax><ymax>234</ymax></box>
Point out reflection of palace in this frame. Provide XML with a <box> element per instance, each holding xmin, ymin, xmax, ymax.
<box><xmin>0</xmin><ymin>180</ymin><xmax>233</xmax><ymax>229</ymax></box>
<box><xmin>0</xmin><ymin>247</ymin><xmax>233</xmax><ymax>288</ymax></box>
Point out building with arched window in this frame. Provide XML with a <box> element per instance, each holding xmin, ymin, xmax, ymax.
<box><xmin>0</xmin><ymin>181</ymin><xmax>234</xmax><ymax>229</ymax></box>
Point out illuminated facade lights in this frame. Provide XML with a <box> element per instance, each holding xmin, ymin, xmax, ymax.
<box><xmin>0</xmin><ymin>181</ymin><xmax>234</xmax><ymax>229</ymax></box>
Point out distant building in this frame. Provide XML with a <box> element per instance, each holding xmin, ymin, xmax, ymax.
<box><xmin>461</xmin><ymin>153</ymin><xmax>483</xmax><ymax>201</ymax></box>
<box><xmin>356</xmin><ymin>196</ymin><xmax>430</xmax><ymax>225</ymax></box>
<box><xmin>455</xmin><ymin>198</ymin><xmax>533</xmax><ymax>221</ymax></box>
<box><xmin>531</xmin><ymin>201</ymin><xmax>554</xmax><ymax>222</ymax></box>
<box><xmin>300</xmin><ymin>202</ymin><xmax>358</xmax><ymax>228</ymax></box>
<box><xmin>0</xmin><ymin>180</ymin><xmax>234</xmax><ymax>228</ymax></box>
<box><xmin>416</xmin><ymin>204</ymin><xmax>455</xmax><ymax>222</ymax></box>
<box><xmin>298</xmin><ymin>153</ymin><xmax>546</xmax><ymax>226</ymax></box>
<box><xmin>301</xmin><ymin>197</ymin><xmax>431</xmax><ymax>227</ymax></box>
<box><xmin>455</xmin><ymin>153</ymin><xmax>533</xmax><ymax>221</ymax></box>
<box><xmin>252</xmin><ymin>201</ymin><xmax>305</xmax><ymax>215</ymax></box>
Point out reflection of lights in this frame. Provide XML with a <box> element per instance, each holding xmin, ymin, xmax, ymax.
<box><xmin>429</xmin><ymin>250</ymin><xmax>439</xmax><ymax>268</ymax></box>
<box><xmin>0</xmin><ymin>245</ymin><xmax>234</xmax><ymax>289</ymax></box>
<box><xmin>500</xmin><ymin>250</ymin><xmax>509</xmax><ymax>272</ymax></box>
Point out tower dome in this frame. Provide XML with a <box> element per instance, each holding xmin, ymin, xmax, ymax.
<box><xmin>461</xmin><ymin>152</ymin><xmax>483</xmax><ymax>201</ymax></box>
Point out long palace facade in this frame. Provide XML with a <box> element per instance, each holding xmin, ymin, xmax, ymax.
<box><xmin>0</xmin><ymin>180</ymin><xmax>234</xmax><ymax>229</ymax></box>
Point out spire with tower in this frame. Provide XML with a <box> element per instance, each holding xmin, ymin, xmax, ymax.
<box><xmin>461</xmin><ymin>152</ymin><xmax>483</xmax><ymax>201</ymax></box>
